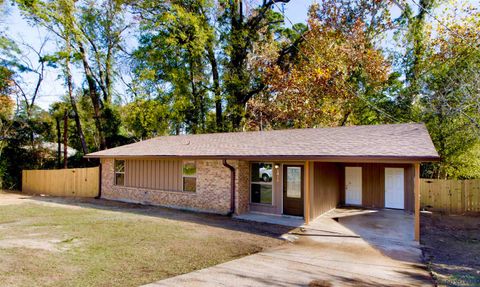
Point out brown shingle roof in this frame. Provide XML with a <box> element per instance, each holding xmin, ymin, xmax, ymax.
<box><xmin>85</xmin><ymin>123</ymin><xmax>439</xmax><ymax>161</ymax></box>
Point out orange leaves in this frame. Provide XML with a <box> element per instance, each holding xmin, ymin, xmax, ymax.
<box><xmin>245</xmin><ymin>3</ymin><xmax>391</xmax><ymax>130</ymax></box>
<box><xmin>0</xmin><ymin>95</ymin><xmax>14</xmax><ymax>120</ymax></box>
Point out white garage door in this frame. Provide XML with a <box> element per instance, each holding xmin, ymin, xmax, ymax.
<box><xmin>345</xmin><ymin>167</ymin><xmax>362</xmax><ymax>205</ymax></box>
<box><xmin>385</xmin><ymin>168</ymin><xmax>404</xmax><ymax>209</ymax></box>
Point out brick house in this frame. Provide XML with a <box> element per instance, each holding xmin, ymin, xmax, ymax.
<box><xmin>85</xmin><ymin>123</ymin><xmax>439</xmax><ymax>241</ymax></box>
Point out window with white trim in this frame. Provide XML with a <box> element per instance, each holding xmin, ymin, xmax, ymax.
<box><xmin>114</xmin><ymin>160</ymin><xmax>125</xmax><ymax>186</ymax></box>
<box><xmin>250</xmin><ymin>162</ymin><xmax>273</xmax><ymax>204</ymax></box>
<box><xmin>182</xmin><ymin>160</ymin><xmax>197</xmax><ymax>192</ymax></box>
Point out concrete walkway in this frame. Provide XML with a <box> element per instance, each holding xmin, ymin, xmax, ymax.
<box><xmin>145</xmin><ymin>209</ymin><xmax>433</xmax><ymax>287</ymax></box>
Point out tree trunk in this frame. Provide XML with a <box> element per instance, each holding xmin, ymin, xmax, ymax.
<box><xmin>188</xmin><ymin>56</ymin><xmax>200</xmax><ymax>133</ymax></box>
<box><xmin>206</xmin><ymin>43</ymin><xmax>223</xmax><ymax>131</ymax></box>
<box><xmin>56</xmin><ymin>117</ymin><xmax>61</xmax><ymax>168</ymax></box>
<box><xmin>66</xmin><ymin>39</ymin><xmax>89</xmax><ymax>155</ymax></box>
<box><xmin>78</xmin><ymin>42</ymin><xmax>107</xmax><ymax>150</ymax></box>
<box><xmin>63</xmin><ymin>111</ymin><xmax>68</xmax><ymax>169</ymax></box>
<box><xmin>408</xmin><ymin>0</ymin><xmax>434</xmax><ymax>103</ymax></box>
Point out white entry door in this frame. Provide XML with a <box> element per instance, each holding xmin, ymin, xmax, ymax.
<box><xmin>345</xmin><ymin>167</ymin><xmax>362</xmax><ymax>205</ymax></box>
<box><xmin>385</xmin><ymin>168</ymin><xmax>405</xmax><ymax>209</ymax></box>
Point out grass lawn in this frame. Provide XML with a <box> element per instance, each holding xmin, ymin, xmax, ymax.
<box><xmin>0</xmin><ymin>194</ymin><xmax>286</xmax><ymax>287</ymax></box>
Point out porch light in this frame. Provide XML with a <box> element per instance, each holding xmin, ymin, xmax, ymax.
<box><xmin>275</xmin><ymin>164</ymin><xmax>280</xmax><ymax>182</ymax></box>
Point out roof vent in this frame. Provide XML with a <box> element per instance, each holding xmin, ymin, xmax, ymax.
<box><xmin>182</xmin><ymin>140</ymin><xmax>190</xmax><ymax>145</ymax></box>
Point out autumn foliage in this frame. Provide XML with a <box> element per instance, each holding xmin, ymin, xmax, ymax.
<box><xmin>246</xmin><ymin>3</ymin><xmax>391</xmax><ymax>129</ymax></box>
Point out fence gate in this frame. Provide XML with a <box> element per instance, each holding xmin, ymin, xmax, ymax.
<box><xmin>22</xmin><ymin>167</ymin><xmax>99</xmax><ymax>197</ymax></box>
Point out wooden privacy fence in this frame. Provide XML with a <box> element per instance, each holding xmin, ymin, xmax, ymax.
<box><xmin>22</xmin><ymin>167</ymin><xmax>99</xmax><ymax>197</ymax></box>
<box><xmin>421</xmin><ymin>179</ymin><xmax>480</xmax><ymax>214</ymax></box>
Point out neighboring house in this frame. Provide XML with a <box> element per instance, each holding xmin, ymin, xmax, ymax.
<box><xmin>23</xmin><ymin>142</ymin><xmax>77</xmax><ymax>158</ymax></box>
<box><xmin>85</xmin><ymin>123</ymin><xmax>439</xmax><ymax>241</ymax></box>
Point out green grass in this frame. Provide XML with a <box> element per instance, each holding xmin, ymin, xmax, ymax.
<box><xmin>0</xmin><ymin>202</ymin><xmax>283</xmax><ymax>287</ymax></box>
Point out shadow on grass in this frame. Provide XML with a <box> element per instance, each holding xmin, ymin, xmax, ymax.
<box><xmin>22</xmin><ymin>195</ymin><xmax>294</xmax><ymax>239</ymax></box>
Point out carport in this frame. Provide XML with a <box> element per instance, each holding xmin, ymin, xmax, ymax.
<box><xmin>306</xmin><ymin>162</ymin><xmax>425</xmax><ymax>242</ymax></box>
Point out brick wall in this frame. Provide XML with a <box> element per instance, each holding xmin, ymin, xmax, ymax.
<box><xmin>101</xmin><ymin>158</ymin><xmax>250</xmax><ymax>215</ymax></box>
<box><xmin>235</xmin><ymin>160</ymin><xmax>250</xmax><ymax>214</ymax></box>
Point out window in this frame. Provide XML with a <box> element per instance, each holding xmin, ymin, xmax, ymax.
<box><xmin>250</xmin><ymin>163</ymin><xmax>273</xmax><ymax>204</ymax></box>
<box><xmin>286</xmin><ymin>167</ymin><xmax>301</xmax><ymax>198</ymax></box>
<box><xmin>114</xmin><ymin>160</ymin><xmax>125</xmax><ymax>186</ymax></box>
<box><xmin>182</xmin><ymin>160</ymin><xmax>196</xmax><ymax>192</ymax></box>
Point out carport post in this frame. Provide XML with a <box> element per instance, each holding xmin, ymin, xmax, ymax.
<box><xmin>305</xmin><ymin>161</ymin><xmax>311</xmax><ymax>225</ymax></box>
<box><xmin>414</xmin><ymin>163</ymin><xmax>420</xmax><ymax>241</ymax></box>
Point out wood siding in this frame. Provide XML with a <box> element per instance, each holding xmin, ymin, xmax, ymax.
<box><xmin>311</xmin><ymin>162</ymin><xmax>341</xmax><ymax>219</ymax></box>
<box><xmin>339</xmin><ymin>163</ymin><xmax>415</xmax><ymax>211</ymax></box>
<box><xmin>404</xmin><ymin>165</ymin><xmax>415</xmax><ymax>211</ymax></box>
<box><xmin>125</xmin><ymin>159</ymin><xmax>182</xmax><ymax>191</ymax></box>
<box><xmin>362</xmin><ymin>164</ymin><xmax>385</xmax><ymax>209</ymax></box>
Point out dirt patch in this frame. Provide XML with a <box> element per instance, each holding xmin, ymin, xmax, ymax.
<box><xmin>0</xmin><ymin>238</ymin><xmax>63</xmax><ymax>252</ymax></box>
<box><xmin>421</xmin><ymin>212</ymin><xmax>480</xmax><ymax>287</ymax></box>
<box><xmin>0</xmin><ymin>191</ymin><xmax>32</xmax><ymax>205</ymax></box>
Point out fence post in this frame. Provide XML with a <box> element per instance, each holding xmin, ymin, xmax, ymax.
<box><xmin>461</xmin><ymin>180</ymin><xmax>466</xmax><ymax>213</ymax></box>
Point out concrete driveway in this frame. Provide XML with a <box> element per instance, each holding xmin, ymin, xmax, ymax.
<box><xmin>145</xmin><ymin>209</ymin><xmax>433</xmax><ymax>287</ymax></box>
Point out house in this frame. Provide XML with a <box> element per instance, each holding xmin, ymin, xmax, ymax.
<box><xmin>85</xmin><ymin>123</ymin><xmax>439</xmax><ymax>241</ymax></box>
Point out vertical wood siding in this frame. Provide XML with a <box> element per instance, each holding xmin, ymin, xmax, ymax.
<box><xmin>404</xmin><ymin>165</ymin><xmax>415</xmax><ymax>211</ymax></box>
<box><xmin>311</xmin><ymin>162</ymin><xmax>341</xmax><ymax>218</ymax></box>
<box><xmin>339</xmin><ymin>163</ymin><xmax>415</xmax><ymax>211</ymax></box>
<box><xmin>361</xmin><ymin>164</ymin><xmax>385</xmax><ymax>209</ymax></box>
<box><xmin>125</xmin><ymin>159</ymin><xmax>182</xmax><ymax>191</ymax></box>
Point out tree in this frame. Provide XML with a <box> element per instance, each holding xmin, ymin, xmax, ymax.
<box><xmin>132</xmin><ymin>0</ymin><xmax>291</xmax><ymax>133</ymax></box>
<box><xmin>391</xmin><ymin>0</ymin><xmax>437</xmax><ymax>118</ymax></box>
<box><xmin>218</xmin><ymin>0</ymin><xmax>291</xmax><ymax>129</ymax></box>
<box><xmin>16</xmin><ymin>0</ymin><xmax>133</xmax><ymax>149</ymax></box>
<box><xmin>133</xmin><ymin>0</ymin><xmax>213</xmax><ymax>134</ymax></box>
<box><xmin>417</xmin><ymin>0</ymin><xmax>480</xmax><ymax>178</ymax></box>
<box><xmin>121</xmin><ymin>98</ymin><xmax>169</xmax><ymax>139</ymax></box>
<box><xmin>0</xmin><ymin>37</ymin><xmax>48</xmax><ymax>118</ymax></box>
<box><xmin>64</xmin><ymin>33</ymin><xmax>88</xmax><ymax>155</ymax></box>
<box><xmin>0</xmin><ymin>70</ymin><xmax>14</xmax><ymax>189</ymax></box>
<box><xmin>246</xmin><ymin>1</ymin><xmax>393</xmax><ymax>129</ymax></box>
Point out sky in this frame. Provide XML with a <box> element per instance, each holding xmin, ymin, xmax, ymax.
<box><xmin>3</xmin><ymin>5</ymin><xmax>67</xmax><ymax>110</ymax></box>
<box><xmin>1</xmin><ymin>0</ymin><xmax>475</xmax><ymax>110</ymax></box>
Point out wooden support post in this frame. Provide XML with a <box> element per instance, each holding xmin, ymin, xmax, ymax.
<box><xmin>414</xmin><ymin>163</ymin><xmax>420</xmax><ymax>241</ymax></box>
<box><xmin>305</xmin><ymin>161</ymin><xmax>311</xmax><ymax>225</ymax></box>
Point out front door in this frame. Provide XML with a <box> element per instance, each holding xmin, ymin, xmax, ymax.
<box><xmin>385</xmin><ymin>168</ymin><xmax>405</xmax><ymax>209</ymax></box>
<box><xmin>345</xmin><ymin>167</ymin><xmax>362</xmax><ymax>205</ymax></box>
<box><xmin>283</xmin><ymin>165</ymin><xmax>304</xmax><ymax>217</ymax></box>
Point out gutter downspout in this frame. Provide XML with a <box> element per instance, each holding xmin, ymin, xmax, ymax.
<box><xmin>222</xmin><ymin>159</ymin><xmax>236</xmax><ymax>216</ymax></box>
